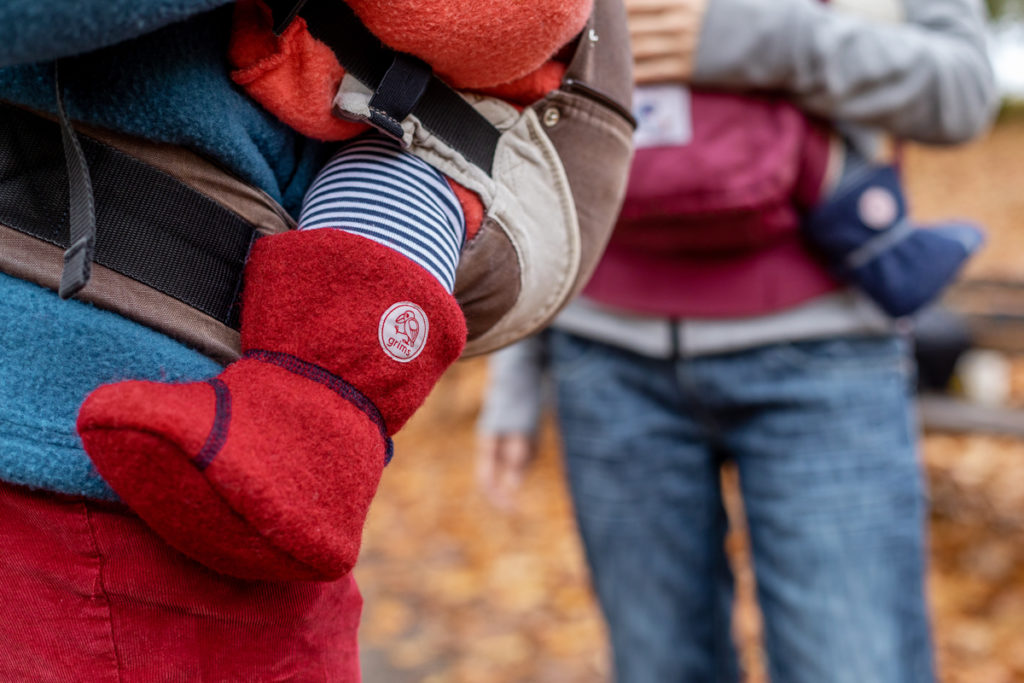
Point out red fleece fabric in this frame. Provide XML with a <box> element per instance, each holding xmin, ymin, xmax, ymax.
<box><xmin>229</xmin><ymin>0</ymin><xmax>582</xmax><ymax>140</ymax></box>
<box><xmin>230</xmin><ymin>0</ymin><xmax>369</xmax><ymax>141</ymax></box>
<box><xmin>229</xmin><ymin>0</ymin><xmax>574</xmax><ymax>221</ymax></box>
<box><xmin>346</xmin><ymin>0</ymin><xmax>592</xmax><ymax>88</ymax></box>
<box><xmin>475</xmin><ymin>61</ymin><xmax>570</xmax><ymax>107</ymax></box>
<box><xmin>446</xmin><ymin>179</ymin><xmax>484</xmax><ymax>239</ymax></box>
<box><xmin>242</xmin><ymin>230</ymin><xmax>467</xmax><ymax>431</ymax></box>
<box><xmin>78</xmin><ymin>230</ymin><xmax>467</xmax><ymax>581</ymax></box>
<box><xmin>0</xmin><ymin>481</ymin><xmax>361</xmax><ymax>682</ymax></box>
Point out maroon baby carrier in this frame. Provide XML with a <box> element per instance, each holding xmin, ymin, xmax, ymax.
<box><xmin>585</xmin><ymin>0</ymin><xmax>850</xmax><ymax>318</ymax></box>
<box><xmin>584</xmin><ymin>90</ymin><xmax>838</xmax><ymax>317</ymax></box>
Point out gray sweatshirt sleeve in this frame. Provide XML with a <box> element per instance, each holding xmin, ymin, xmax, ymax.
<box><xmin>692</xmin><ymin>0</ymin><xmax>998</xmax><ymax>143</ymax></box>
<box><xmin>477</xmin><ymin>335</ymin><xmax>548</xmax><ymax>436</ymax></box>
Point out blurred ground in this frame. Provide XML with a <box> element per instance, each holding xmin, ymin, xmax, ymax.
<box><xmin>356</xmin><ymin>117</ymin><xmax>1024</xmax><ymax>682</ymax></box>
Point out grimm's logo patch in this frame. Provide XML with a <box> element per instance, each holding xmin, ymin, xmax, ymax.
<box><xmin>378</xmin><ymin>302</ymin><xmax>429</xmax><ymax>362</ymax></box>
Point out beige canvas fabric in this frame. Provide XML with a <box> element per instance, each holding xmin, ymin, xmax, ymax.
<box><xmin>333</xmin><ymin>0</ymin><xmax>635</xmax><ymax>355</ymax></box>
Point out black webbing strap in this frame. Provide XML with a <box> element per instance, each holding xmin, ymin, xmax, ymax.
<box><xmin>267</xmin><ymin>0</ymin><xmax>501</xmax><ymax>175</ymax></box>
<box><xmin>368</xmin><ymin>54</ymin><xmax>433</xmax><ymax>139</ymax></box>
<box><xmin>53</xmin><ymin>62</ymin><xmax>97</xmax><ymax>299</ymax></box>
<box><xmin>0</xmin><ymin>102</ymin><xmax>255</xmax><ymax>329</ymax></box>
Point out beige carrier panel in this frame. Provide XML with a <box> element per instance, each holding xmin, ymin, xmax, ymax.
<box><xmin>334</xmin><ymin>0</ymin><xmax>636</xmax><ymax>356</ymax></box>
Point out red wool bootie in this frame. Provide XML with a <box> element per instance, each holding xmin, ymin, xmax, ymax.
<box><xmin>77</xmin><ymin>229</ymin><xmax>467</xmax><ymax>580</ymax></box>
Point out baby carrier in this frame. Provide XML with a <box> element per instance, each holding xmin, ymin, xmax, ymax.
<box><xmin>0</xmin><ymin>0</ymin><xmax>635</xmax><ymax>362</ymax></box>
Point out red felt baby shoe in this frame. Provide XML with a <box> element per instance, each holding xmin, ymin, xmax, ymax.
<box><xmin>77</xmin><ymin>229</ymin><xmax>466</xmax><ymax>581</ymax></box>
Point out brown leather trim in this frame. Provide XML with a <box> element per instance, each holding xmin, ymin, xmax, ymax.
<box><xmin>454</xmin><ymin>217</ymin><xmax>522</xmax><ymax>342</ymax></box>
<box><xmin>564</xmin><ymin>0</ymin><xmax>634</xmax><ymax>119</ymax></box>
<box><xmin>538</xmin><ymin>90</ymin><xmax>635</xmax><ymax>303</ymax></box>
<box><xmin>0</xmin><ymin>225</ymin><xmax>241</xmax><ymax>365</ymax></box>
<box><xmin>0</xmin><ymin>106</ymin><xmax>291</xmax><ymax>364</ymax></box>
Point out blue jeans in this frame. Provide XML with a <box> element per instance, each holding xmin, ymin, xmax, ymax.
<box><xmin>549</xmin><ymin>331</ymin><xmax>934</xmax><ymax>683</ymax></box>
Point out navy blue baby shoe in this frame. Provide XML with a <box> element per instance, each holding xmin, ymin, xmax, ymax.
<box><xmin>804</xmin><ymin>162</ymin><xmax>984</xmax><ymax>318</ymax></box>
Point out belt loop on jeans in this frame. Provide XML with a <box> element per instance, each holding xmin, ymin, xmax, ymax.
<box><xmin>669</xmin><ymin>317</ymin><xmax>683</xmax><ymax>361</ymax></box>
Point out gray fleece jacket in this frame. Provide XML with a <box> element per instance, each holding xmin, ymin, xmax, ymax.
<box><xmin>479</xmin><ymin>0</ymin><xmax>998</xmax><ymax>436</ymax></box>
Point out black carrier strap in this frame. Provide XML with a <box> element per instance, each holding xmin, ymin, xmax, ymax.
<box><xmin>53</xmin><ymin>62</ymin><xmax>97</xmax><ymax>299</ymax></box>
<box><xmin>267</xmin><ymin>0</ymin><xmax>502</xmax><ymax>175</ymax></box>
<box><xmin>0</xmin><ymin>103</ymin><xmax>255</xmax><ymax>329</ymax></box>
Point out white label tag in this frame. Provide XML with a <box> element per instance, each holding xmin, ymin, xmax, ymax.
<box><xmin>378</xmin><ymin>301</ymin><xmax>429</xmax><ymax>363</ymax></box>
<box><xmin>632</xmin><ymin>84</ymin><xmax>693</xmax><ymax>149</ymax></box>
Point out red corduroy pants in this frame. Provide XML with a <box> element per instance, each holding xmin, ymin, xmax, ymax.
<box><xmin>0</xmin><ymin>481</ymin><xmax>362</xmax><ymax>681</ymax></box>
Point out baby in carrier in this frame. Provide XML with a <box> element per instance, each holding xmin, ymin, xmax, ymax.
<box><xmin>621</xmin><ymin>0</ymin><xmax>983</xmax><ymax>319</ymax></box>
<box><xmin>611</xmin><ymin>84</ymin><xmax>983</xmax><ymax>320</ymax></box>
<box><xmin>76</xmin><ymin>0</ymin><xmax>592</xmax><ymax>581</ymax></box>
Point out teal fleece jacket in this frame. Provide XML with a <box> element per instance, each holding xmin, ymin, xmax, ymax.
<box><xmin>0</xmin><ymin>1</ymin><xmax>329</xmax><ymax>215</ymax></box>
<box><xmin>0</xmin><ymin>1</ymin><xmax>332</xmax><ymax>499</ymax></box>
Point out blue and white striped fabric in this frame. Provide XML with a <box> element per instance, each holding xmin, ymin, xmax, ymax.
<box><xmin>298</xmin><ymin>133</ymin><xmax>466</xmax><ymax>292</ymax></box>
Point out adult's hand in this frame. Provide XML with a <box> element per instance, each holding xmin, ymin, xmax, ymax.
<box><xmin>475</xmin><ymin>433</ymin><xmax>537</xmax><ymax>512</ymax></box>
<box><xmin>626</xmin><ymin>0</ymin><xmax>708</xmax><ymax>84</ymax></box>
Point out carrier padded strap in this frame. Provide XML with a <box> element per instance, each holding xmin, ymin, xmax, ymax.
<box><xmin>0</xmin><ymin>103</ymin><xmax>254</xmax><ymax>329</ymax></box>
<box><xmin>271</xmin><ymin>0</ymin><xmax>502</xmax><ymax>175</ymax></box>
<box><xmin>54</xmin><ymin>62</ymin><xmax>97</xmax><ymax>299</ymax></box>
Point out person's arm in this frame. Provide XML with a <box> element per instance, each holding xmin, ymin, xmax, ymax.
<box><xmin>475</xmin><ymin>335</ymin><xmax>548</xmax><ymax>510</ymax></box>
<box><xmin>691</xmin><ymin>0</ymin><xmax>997</xmax><ymax>143</ymax></box>
<box><xmin>0</xmin><ymin>0</ymin><xmax>232</xmax><ymax>68</ymax></box>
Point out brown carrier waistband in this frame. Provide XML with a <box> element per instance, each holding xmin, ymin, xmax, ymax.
<box><xmin>0</xmin><ymin>103</ymin><xmax>294</xmax><ymax>364</ymax></box>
